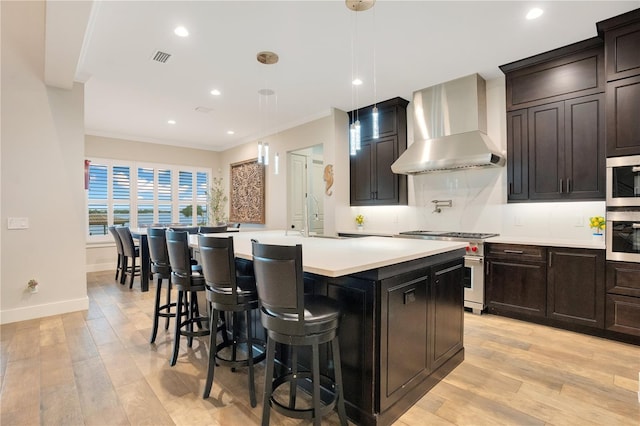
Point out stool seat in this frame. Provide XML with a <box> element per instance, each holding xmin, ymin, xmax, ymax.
<box><xmin>262</xmin><ymin>296</ymin><xmax>340</xmax><ymax>337</ymax></box>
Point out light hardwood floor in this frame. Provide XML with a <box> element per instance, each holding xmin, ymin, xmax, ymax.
<box><xmin>1</xmin><ymin>271</ymin><xmax>639</xmax><ymax>425</ymax></box>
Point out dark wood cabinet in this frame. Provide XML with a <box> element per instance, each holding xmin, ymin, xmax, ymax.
<box><xmin>547</xmin><ymin>248</ymin><xmax>605</xmax><ymax>328</ymax></box>
<box><xmin>349</xmin><ymin>97</ymin><xmax>408</xmax><ymax>206</ymax></box>
<box><xmin>598</xmin><ymin>9</ymin><xmax>640</xmax><ymax>157</ymax></box>
<box><xmin>598</xmin><ymin>9</ymin><xmax>640</xmax><ymax>82</ymax></box>
<box><xmin>429</xmin><ymin>259</ymin><xmax>464</xmax><ymax>372</ymax></box>
<box><xmin>527</xmin><ymin>94</ymin><xmax>606</xmax><ymax>200</ymax></box>
<box><xmin>501</xmin><ymin>39</ymin><xmax>605</xmax><ymax>202</ymax></box>
<box><xmin>506</xmin><ymin>109</ymin><xmax>529</xmax><ymax>200</ymax></box>
<box><xmin>605</xmin><ymin>261</ymin><xmax>640</xmax><ymax>336</ymax></box>
<box><xmin>486</xmin><ymin>244</ymin><xmax>547</xmax><ymax>318</ymax></box>
<box><xmin>606</xmin><ymin>75</ymin><xmax>640</xmax><ymax>157</ymax></box>
<box><xmin>501</xmin><ymin>39</ymin><xmax>605</xmax><ymax>111</ymax></box>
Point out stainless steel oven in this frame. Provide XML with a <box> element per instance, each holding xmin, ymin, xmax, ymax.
<box><xmin>606</xmin><ymin>155</ymin><xmax>640</xmax><ymax>207</ymax></box>
<box><xmin>606</xmin><ymin>211</ymin><xmax>640</xmax><ymax>262</ymax></box>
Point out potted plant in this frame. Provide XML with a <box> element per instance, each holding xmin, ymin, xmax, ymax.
<box><xmin>589</xmin><ymin>215</ymin><xmax>605</xmax><ymax>240</ymax></box>
<box><xmin>208</xmin><ymin>177</ymin><xmax>228</xmax><ymax>225</ymax></box>
<box><xmin>355</xmin><ymin>214</ymin><xmax>364</xmax><ymax>231</ymax></box>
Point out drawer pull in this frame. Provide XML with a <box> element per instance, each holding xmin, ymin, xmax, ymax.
<box><xmin>504</xmin><ymin>249</ymin><xmax>524</xmax><ymax>254</ymax></box>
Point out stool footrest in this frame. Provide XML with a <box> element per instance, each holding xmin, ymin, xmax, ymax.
<box><xmin>269</xmin><ymin>372</ymin><xmax>339</xmax><ymax>420</ymax></box>
<box><xmin>215</xmin><ymin>340</ymin><xmax>266</xmax><ymax>369</ymax></box>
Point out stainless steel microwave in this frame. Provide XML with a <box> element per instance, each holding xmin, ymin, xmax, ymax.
<box><xmin>606</xmin><ymin>155</ymin><xmax>640</xmax><ymax>207</ymax></box>
<box><xmin>606</xmin><ymin>211</ymin><xmax>640</xmax><ymax>263</ymax></box>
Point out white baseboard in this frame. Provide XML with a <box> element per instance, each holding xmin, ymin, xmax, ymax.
<box><xmin>0</xmin><ymin>297</ymin><xmax>89</xmax><ymax>325</ymax></box>
<box><xmin>86</xmin><ymin>262</ymin><xmax>115</xmax><ymax>272</ymax></box>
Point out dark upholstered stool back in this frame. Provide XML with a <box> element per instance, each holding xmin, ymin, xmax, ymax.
<box><xmin>115</xmin><ymin>226</ymin><xmax>141</xmax><ymax>288</ymax></box>
<box><xmin>108</xmin><ymin>226</ymin><xmax>125</xmax><ymax>283</ymax></box>
<box><xmin>198</xmin><ymin>225</ymin><xmax>228</xmax><ymax>234</ymax></box>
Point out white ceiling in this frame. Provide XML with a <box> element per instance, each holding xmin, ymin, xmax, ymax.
<box><xmin>75</xmin><ymin>1</ymin><xmax>640</xmax><ymax>151</ymax></box>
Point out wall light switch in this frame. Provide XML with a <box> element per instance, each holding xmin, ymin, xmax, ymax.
<box><xmin>7</xmin><ymin>217</ymin><xmax>29</xmax><ymax>230</ymax></box>
<box><xmin>514</xmin><ymin>215</ymin><xmax>523</xmax><ymax>227</ymax></box>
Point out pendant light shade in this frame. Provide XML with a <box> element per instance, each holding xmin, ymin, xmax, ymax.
<box><xmin>372</xmin><ymin>106</ymin><xmax>379</xmax><ymax>139</ymax></box>
<box><xmin>350</xmin><ymin>123</ymin><xmax>357</xmax><ymax>156</ymax></box>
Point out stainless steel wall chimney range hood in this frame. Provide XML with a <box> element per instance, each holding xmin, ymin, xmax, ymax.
<box><xmin>391</xmin><ymin>73</ymin><xmax>505</xmax><ymax>174</ymax></box>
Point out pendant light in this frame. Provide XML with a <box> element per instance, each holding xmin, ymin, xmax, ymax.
<box><xmin>347</xmin><ymin>0</ymin><xmax>376</xmax><ymax>154</ymax></box>
<box><xmin>371</xmin><ymin>3</ymin><xmax>379</xmax><ymax>139</ymax></box>
<box><xmin>256</xmin><ymin>51</ymin><xmax>278</xmax><ymax>166</ymax></box>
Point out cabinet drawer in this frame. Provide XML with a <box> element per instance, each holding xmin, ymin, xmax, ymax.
<box><xmin>486</xmin><ymin>243</ymin><xmax>547</xmax><ymax>261</ymax></box>
<box><xmin>606</xmin><ymin>261</ymin><xmax>640</xmax><ymax>297</ymax></box>
<box><xmin>606</xmin><ymin>293</ymin><xmax>640</xmax><ymax>336</ymax></box>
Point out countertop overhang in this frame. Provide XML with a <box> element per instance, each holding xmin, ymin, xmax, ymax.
<box><xmin>190</xmin><ymin>230</ymin><xmax>467</xmax><ymax>278</ymax></box>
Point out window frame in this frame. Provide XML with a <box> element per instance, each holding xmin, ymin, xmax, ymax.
<box><xmin>86</xmin><ymin>157</ymin><xmax>211</xmax><ymax>242</ymax></box>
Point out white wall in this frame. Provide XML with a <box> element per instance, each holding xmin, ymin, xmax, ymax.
<box><xmin>1</xmin><ymin>1</ymin><xmax>88</xmax><ymax>324</ymax></box>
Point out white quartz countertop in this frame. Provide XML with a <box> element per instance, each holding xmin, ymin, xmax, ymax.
<box><xmin>190</xmin><ymin>230</ymin><xmax>466</xmax><ymax>277</ymax></box>
<box><xmin>486</xmin><ymin>235</ymin><xmax>606</xmax><ymax>250</ymax></box>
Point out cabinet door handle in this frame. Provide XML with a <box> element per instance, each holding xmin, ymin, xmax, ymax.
<box><xmin>509</xmin><ymin>182</ymin><xmax>512</xmax><ymax>195</ymax></box>
<box><xmin>403</xmin><ymin>288</ymin><xmax>416</xmax><ymax>304</ymax></box>
<box><xmin>548</xmin><ymin>251</ymin><xmax>553</xmax><ymax>268</ymax></box>
<box><xmin>504</xmin><ymin>249</ymin><xmax>524</xmax><ymax>254</ymax></box>
<box><xmin>559</xmin><ymin>179</ymin><xmax>563</xmax><ymax>193</ymax></box>
<box><xmin>485</xmin><ymin>261</ymin><xmax>490</xmax><ymax>276</ymax></box>
<box><xmin>567</xmin><ymin>178</ymin><xmax>571</xmax><ymax>193</ymax></box>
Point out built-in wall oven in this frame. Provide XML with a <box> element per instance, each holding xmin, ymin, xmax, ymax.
<box><xmin>606</xmin><ymin>155</ymin><xmax>640</xmax><ymax>263</ymax></box>
<box><xmin>606</xmin><ymin>155</ymin><xmax>640</xmax><ymax>206</ymax></box>
<box><xmin>397</xmin><ymin>231</ymin><xmax>498</xmax><ymax>314</ymax></box>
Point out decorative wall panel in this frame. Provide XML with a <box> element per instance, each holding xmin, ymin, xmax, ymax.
<box><xmin>229</xmin><ymin>159</ymin><xmax>265</xmax><ymax>224</ymax></box>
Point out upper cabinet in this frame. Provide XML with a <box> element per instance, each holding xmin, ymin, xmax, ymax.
<box><xmin>597</xmin><ymin>9</ymin><xmax>640</xmax><ymax>157</ymax></box>
<box><xmin>500</xmin><ymin>38</ymin><xmax>606</xmax><ymax>202</ymax></box>
<box><xmin>349</xmin><ymin>97</ymin><xmax>409</xmax><ymax>206</ymax></box>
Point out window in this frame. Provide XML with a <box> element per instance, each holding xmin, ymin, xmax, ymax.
<box><xmin>86</xmin><ymin>158</ymin><xmax>210</xmax><ymax>241</ymax></box>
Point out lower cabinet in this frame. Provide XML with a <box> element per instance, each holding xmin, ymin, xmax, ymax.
<box><xmin>486</xmin><ymin>243</ymin><xmax>606</xmax><ymax>331</ymax></box>
<box><xmin>606</xmin><ymin>261</ymin><xmax>640</xmax><ymax>336</ymax></box>
<box><xmin>486</xmin><ymin>244</ymin><xmax>547</xmax><ymax>318</ymax></box>
<box><xmin>547</xmin><ymin>248</ymin><xmax>605</xmax><ymax>327</ymax></box>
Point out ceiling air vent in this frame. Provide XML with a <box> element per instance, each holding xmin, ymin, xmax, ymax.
<box><xmin>195</xmin><ymin>106</ymin><xmax>213</xmax><ymax>114</ymax></box>
<box><xmin>151</xmin><ymin>50</ymin><xmax>171</xmax><ymax>63</ymax></box>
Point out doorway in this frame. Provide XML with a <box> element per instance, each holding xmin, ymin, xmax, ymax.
<box><xmin>288</xmin><ymin>145</ymin><xmax>324</xmax><ymax>235</ymax></box>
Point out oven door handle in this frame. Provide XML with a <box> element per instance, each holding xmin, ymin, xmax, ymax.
<box><xmin>464</xmin><ymin>257</ymin><xmax>483</xmax><ymax>266</ymax></box>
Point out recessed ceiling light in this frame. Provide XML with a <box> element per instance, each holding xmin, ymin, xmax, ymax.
<box><xmin>352</xmin><ymin>78</ymin><xmax>363</xmax><ymax>86</ymax></box>
<box><xmin>526</xmin><ymin>8</ymin><xmax>543</xmax><ymax>20</ymax></box>
<box><xmin>167</xmin><ymin>119</ymin><xmax>176</xmax><ymax>125</ymax></box>
<box><xmin>227</xmin><ymin>130</ymin><xmax>235</xmax><ymax>135</ymax></box>
<box><xmin>174</xmin><ymin>26</ymin><xmax>189</xmax><ymax>37</ymax></box>
<box><xmin>210</xmin><ymin>89</ymin><xmax>221</xmax><ymax>96</ymax></box>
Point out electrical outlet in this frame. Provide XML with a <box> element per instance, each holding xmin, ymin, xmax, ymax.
<box><xmin>7</xmin><ymin>217</ymin><xmax>29</xmax><ymax>229</ymax></box>
<box><xmin>574</xmin><ymin>215</ymin><xmax>584</xmax><ymax>227</ymax></box>
<box><xmin>514</xmin><ymin>215</ymin><xmax>523</xmax><ymax>227</ymax></box>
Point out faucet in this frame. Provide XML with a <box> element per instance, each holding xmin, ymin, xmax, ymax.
<box><xmin>432</xmin><ymin>199</ymin><xmax>452</xmax><ymax>213</ymax></box>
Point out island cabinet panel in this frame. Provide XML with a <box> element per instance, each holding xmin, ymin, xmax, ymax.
<box><xmin>379</xmin><ymin>268</ymin><xmax>429</xmax><ymax>412</ymax></box>
<box><xmin>302</xmin><ymin>249</ymin><xmax>465</xmax><ymax>426</ymax></box>
<box><xmin>430</xmin><ymin>260</ymin><xmax>464</xmax><ymax>372</ymax></box>
<box><xmin>605</xmin><ymin>261</ymin><xmax>640</xmax><ymax>337</ymax></box>
<box><xmin>349</xmin><ymin>97</ymin><xmax>408</xmax><ymax>206</ymax></box>
<box><xmin>547</xmin><ymin>248</ymin><xmax>605</xmax><ymax>328</ymax></box>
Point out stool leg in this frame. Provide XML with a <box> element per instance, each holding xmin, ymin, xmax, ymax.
<box><xmin>120</xmin><ymin>256</ymin><xmax>128</xmax><ymax>285</ymax></box>
<box><xmin>115</xmin><ymin>254</ymin><xmax>121</xmax><ymax>282</ymax></box>
<box><xmin>332</xmin><ymin>336</ymin><xmax>347</xmax><ymax>426</ymax></box>
<box><xmin>311</xmin><ymin>342</ymin><xmax>322</xmax><ymax>426</ymax></box>
<box><xmin>203</xmin><ymin>308</ymin><xmax>219</xmax><ymax>399</ymax></box>
<box><xmin>150</xmin><ymin>277</ymin><xmax>163</xmax><ymax>344</ymax></box>
<box><xmin>164</xmin><ymin>278</ymin><xmax>172</xmax><ymax>330</ymax></box>
<box><xmin>170</xmin><ymin>290</ymin><xmax>184</xmax><ymax>366</ymax></box>
<box><xmin>262</xmin><ymin>337</ymin><xmax>276</xmax><ymax>426</ymax></box>
<box><xmin>187</xmin><ymin>292</ymin><xmax>194</xmax><ymax>348</ymax></box>
<box><xmin>129</xmin><ymin>257</ymin><xmax>136</xmax><ymax>289</ymax></box>
<box><xmin>289</xmin><ymin>346</ymin><xmax>298</xmax><ymax>409</ymax></box>
<box><xmin>246</xmin><ymin>309</ymin><xmax>257</xmax><ymax>408</ymax></box>
<box><xmin>231</xmin><ymin>312</ymin><xmax>238</xmax><ymax>372</ymax></box>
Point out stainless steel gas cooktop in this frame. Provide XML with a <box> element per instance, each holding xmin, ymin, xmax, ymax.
<box><xmin>398</xmin><ymin>230</ymin><xmax>499</xmax><ymax>241</ymax></box>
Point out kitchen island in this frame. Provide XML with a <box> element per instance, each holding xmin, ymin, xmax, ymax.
<box><xmin>190</xmin><ymin>231</ymin><xmax>467</xmax><ymax>426</ymax></box>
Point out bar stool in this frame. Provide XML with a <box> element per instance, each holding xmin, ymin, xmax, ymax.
<box><xmin>166</xmin><ymin>230</ymin><xmax>209</xmax><ymax>366</ymax></box>
<box><xmin>198</xmin><ymin>235</ymin><xmax>266</xmax><ymax>406</ymax></box>
<box><xmin>148</xmin><ymin>227</ymin><xmax>178</xmax><ymax>344</ymax></box>
<box><xmin>108</xmin><ymin>226</ymin><xmax>125</xmax><ymax>283</ymax></box>
<box><xmin>115</xmin><ymin>226</ymin><xmax>141</xmax><ymax>288</ymax></box>
<box><xmin>251</xmin><ymin>242</ymin><xmax>347</xmax><ymax>426</ymax></box>
<box><xmin>198</xmin><ymin>225</ymin><xmax>228</xmax><ymax>233</ymax></box>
